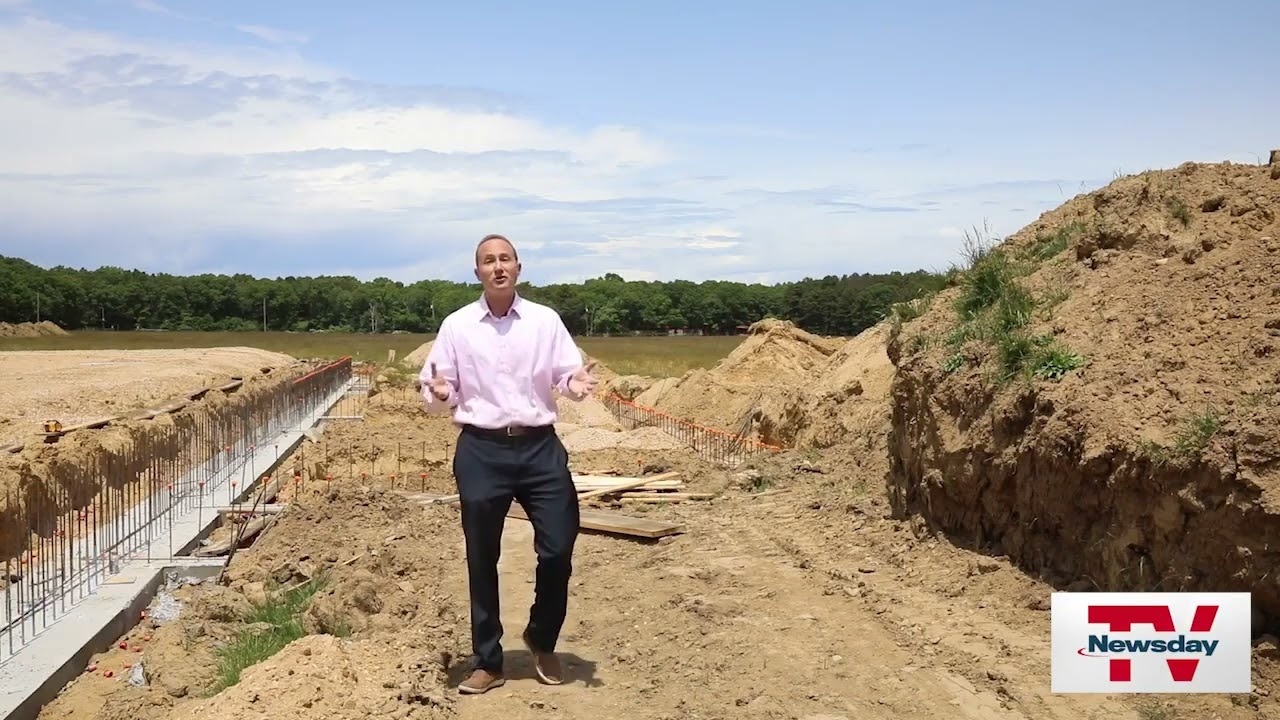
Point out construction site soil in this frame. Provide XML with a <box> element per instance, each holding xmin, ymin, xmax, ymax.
<box><xmin>0</xmin><ymin>347</ymin><xmax>299</xmax><ymax>447</ymax></box>
<box><xmin>0</xmin><ymin>366</ymin><xmax>322</xmax><ymax>614</ymax></box>
<box><xmin>18</xmin><ymin>156</ymin><xmax>1280</xmax><ymax>719</ymax></box>
<box><xmin>887</xmin><ymin>160</ymin><xmax>1280</xmax><ymax>630</ymax></box>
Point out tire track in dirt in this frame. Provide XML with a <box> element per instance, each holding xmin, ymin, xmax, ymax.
<box><xmin>737</xmin><ymin>483</ymin><xmax>1265</xmax><ymax>720</ymax></box>
<box><xmin>450</xmin><ymin>498</ymin><xmax>1043</xmax><ymax>719</ymax></box>
<box><xmin>448</xmin><ymin>518</ymin><xmax>619</xmax><ymax>718</ymax></box>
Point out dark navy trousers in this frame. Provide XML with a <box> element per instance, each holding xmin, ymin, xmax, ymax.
<box><xmin>451</xmin><ymin>425</ymin><xmax>579</xmax><ymax>672</ymax></box>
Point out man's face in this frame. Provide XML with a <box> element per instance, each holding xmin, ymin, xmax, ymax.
<box><xmin>474</xmin><ymin>237</ymin><xmax>521</xmax><ymax>291</ymax></box>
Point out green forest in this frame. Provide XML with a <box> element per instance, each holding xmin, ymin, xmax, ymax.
<box><xmin>0</xmin><ymin>255</ymin><xmax>949</xmax><ymax>337</ymax></box>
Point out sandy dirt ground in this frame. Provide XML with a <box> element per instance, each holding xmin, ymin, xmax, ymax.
<box><xmin>0</xmin><ymin>347</ymin><xmax>299</xmax><ymax>446</ymax></box>
<box><xmin>31</xmin><ymin>386</ymin><xmax>1278</xmax><ymax>720</ymax></box>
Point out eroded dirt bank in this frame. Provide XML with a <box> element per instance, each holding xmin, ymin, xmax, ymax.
<box><xmin>886</xmin><ymin>159</ymin><xmax>1280</xmax><ymax>628</ymax></box>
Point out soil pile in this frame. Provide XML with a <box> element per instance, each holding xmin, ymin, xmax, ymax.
<box><xmin>708</xmin><ymin>317</ymin><xmax>841</xmax><ymax>383</ymax></box>
<box><xmin>0</xmin><ymin>321</ymin><xmax>68</xmax><ymax>337</ymax></box>
<box><xmin>632</xmin><ymin>319</ymin><xmax>841</xmax><ymax>432</ymax></box>
<box><xmin>753</xmin><ymin>321</ymin><xmax>895</xmax><ymax>453</ymax></box>
<box><xmin>601</xmin><ymin>374</ymin><xmax>654</xmax><ymax>400</ymax></box>
<box><xmin>404</xmin><ymin>340</ymin><xmax>434</xmax><ymax>369</ymax></box>
<box><xmin>885</xmin><ymin>158</ymin><xmax>1280</xmax><ymax>624</ymax></box>
<box><xmin>164</xmin><ymin>634</ymin><xmax>455</xmax><ymax>720</ymax></box>
<box><xmin>36</xmin><ymin>578</ymin><xmax>245</xmax><ymax>720</ymax></box>
<box><xmin>37</xmin><ymin>486</ymin><xmax>469</xmax><ymax>720</ymax></box>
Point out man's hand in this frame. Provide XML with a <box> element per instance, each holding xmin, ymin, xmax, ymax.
<box><xmin>566</xmin><ymin>360</ymin><xmax>597</xmax><ymax>397</ymax></box>
<box><xmin>427</xmin><ymin>362</ymin><xmax>450</xmax><ymax>401</ymax></box>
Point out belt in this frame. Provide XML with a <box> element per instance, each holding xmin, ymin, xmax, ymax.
<box><xmin>462</xmin><ymin>424</ymin><xmax>554</xmax><ymax>440</ymax></box>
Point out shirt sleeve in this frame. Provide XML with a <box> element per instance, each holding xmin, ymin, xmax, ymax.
<box><xmin>550</xmin><ymin>313</ymin><xmax>587</xmax><ymax>401</ymax></box>
<box><xmin>420</xmin><ymin>320</ymin><xmax>460</xmax><ymax>412</ymax></box>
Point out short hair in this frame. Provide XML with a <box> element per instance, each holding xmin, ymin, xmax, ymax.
<box><xmin>475</xmin><ymin>233</ymin><xmax>518</xmax><ymax>265</ymax></box>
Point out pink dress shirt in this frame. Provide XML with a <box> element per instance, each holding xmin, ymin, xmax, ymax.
<box><xmin>419</xmin><ymin>293</ymin><xmax>588</xmax><ymax>428</ymax></box>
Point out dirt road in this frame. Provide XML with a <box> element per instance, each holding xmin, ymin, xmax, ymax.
<box><xmin>448</xmin><ymin>488</ymin><xmax>1162</xmax><ymax>720</ymax></box>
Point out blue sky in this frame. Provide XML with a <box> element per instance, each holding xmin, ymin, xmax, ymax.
<box><xmin>0</xmin><ymin>0</ymin><xmax>1276</xmax><ymax>286</ymax></box>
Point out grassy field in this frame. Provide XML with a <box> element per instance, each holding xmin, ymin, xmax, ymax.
<box><xmin>578</xmin><ymin>335</ymin><xmax>741</xmax><ymax>377</ymax></box>
<box><xmin>0</xmin><ymin>330</ymin><xmax>433</xmax><ymax>363</ymax></box>
<box><xmin>0</xmin><ymin>330</ymin><xmax>742</xmax><ymax>378</ymax></box>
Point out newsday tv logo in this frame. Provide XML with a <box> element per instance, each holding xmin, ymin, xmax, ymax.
<box><xmin>1052</xmin><ymin>592</ymin><xmax>1251</xmax><ymax>693</ymax></box>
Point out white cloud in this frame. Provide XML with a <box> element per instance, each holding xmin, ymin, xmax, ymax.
<box><xmin>0</xmin><ymin>13</ymin><xmax>1165</xmax><ymax>285</ymax></box>
<box><xmin>132</xmin><ymin>0</ymin><xmax>174</xmax><ymax>16</ymax></box>
<box><xmin>0</xmin><ymin>15</ymin><xmax>686</xmax><ymax>275</ymax></box>
<box><xmin>236</xmin><ymin>24</ymin><xmax>308</xmax><ymax>45</ymax></box>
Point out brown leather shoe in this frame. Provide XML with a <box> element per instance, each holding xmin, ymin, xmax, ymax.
<box><xmin>458</xmin><ymin>668</ymin><xmax>505</xmax><ymax>694</ymax></box>
<box><xmin>522</xmin><ymin>630</ymin><xmax>564</xmax><ymax>685</ymax></box>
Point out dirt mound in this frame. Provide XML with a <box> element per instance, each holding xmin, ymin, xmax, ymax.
<box><xmin>714</xmin><ymin>317</ymin><xmax>841</xmax><ymax>383</ymax></box>
<box><xmin>602</xmin><ymin>374</ymin><xmax>655</xmax><ymax>400</ymax></box>
<box><xmin>753</xmin><ymin>321</ymin><xmax>895</xmax><ymax>450</ymax></box>
<box><xmin>0</xmin><ymin>321</ymin><xmax>68</xmax><ymax>337</ymax></box>
<box><xmin>38</xmin><ymin>485</ymin><xmax>468</xmax><ymax>720</ymax></box>
<box><xmin>885</xmin><ymin>158</ymin><xmax>1280</xmax><ymax>625</ymax></box>
<box><xmin>404</xmin><ymin>340</ymin><xmax>434</xmax><ymax>369</ymax></box>
<box><xmin>167</xmin><ymin>632</ymin><xmax>453</xmax><ymax>717</ymax></box>
<box><xmin>632</xmin><ymin>319</ymin><xmax>841</xmax><ymax>433</ymax></box>
<box><xmin>164</xmin><ymin>634</ymin><xmax>454</xmax><ymax>720</ymax></box>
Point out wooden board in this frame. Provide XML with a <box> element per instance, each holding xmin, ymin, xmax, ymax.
<box><xmin>571</xmin><ymin>474</ymin><xmax>681</xmax><ymax>485</ymax></box>
<box><xmin>36</xmin><ymin>377</ymin><xmax>249</xmax><ymax>443</ymax></box>
<box><xmin>397</xmin><ymin>492</ymin><xmax>448</xmax><ymax>504</ymax></box>
<box><xmin>577</xmin><ymin>471</ymin><xmax>681</xmax><ymax>500</ymax></box>
<box><xmin>507</xmin><ymin>504</ymin><xmax>683</xmax><ymax>538</ymax></box>
<box><xmin>217</xmin><ymin>504</ymin><xmax>286</xmax><ymax>515</ymax></box>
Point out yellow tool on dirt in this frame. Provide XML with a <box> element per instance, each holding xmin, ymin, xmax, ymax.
<box><xmin>43</xmin><ymin>420</ymin><xmax>63</xmax><ymax>433</ymax></box>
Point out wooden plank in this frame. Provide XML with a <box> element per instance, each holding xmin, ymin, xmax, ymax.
<box><xmin>216</xmin><ymin>504</ymin><xmax>286</xmax><ymax>515</ymax></box>
<box><xmin>577</xmin><ymin>471</ymin><xmax>681</xmax><ymax>500</ymax></box>
<box><xmin>576</xmin><ymin>476</ymin><xmax>686</xmax><ymax>486</ymax></box>
<box><xmin>35</xmin><ymin>377</ymin><xmax>248</xmax><ymax>443</ymax></box>
<box><xmin>48</xmin><ymin>416</ymin><xmax>117</xmax><ymax>435</ymax></box>
<box><xmin>507</xmin><ymin>504</ymin><xmax>683</xmax><ymax>538</ymax></box>
<box><xmin>618</xmin><ymin>492</ymin><xmax>712</xmax><ymax>500</ymax></box>
<box><xmin>576</xmin><ymin>471</ymin><xmax>686</xmax><ymax>481</ymax></box>
<box><xmin>195</xmin><ymin>515</ymin><xmax>275</xmax><ymax>556</ymax></box>
<box><xmin>398</xmin><ymin>492</ymin><xmax>443</xmax><ymax>503</ymax></box>
<box><xmin>130</xmin><ymin>401</ymin><xmax>190</xmax><ymax>421</ymax></box>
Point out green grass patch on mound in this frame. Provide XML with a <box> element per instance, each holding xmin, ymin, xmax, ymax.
<box><xmin>207</xmin><ymin>573</ymin><xmax>348</xmax><ymax>695</ymax></box>
<box><xmin>1138</xmin><ymin>406</ymin><xmax>1222</xmax><ymax>465</ymax></box>
<box><xmin>940</xmin><ymin>224</ymin><xmax>1086</xmax><ymax>384</ymax></box>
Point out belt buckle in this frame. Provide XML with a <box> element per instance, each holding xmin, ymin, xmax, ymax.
<box><xmin>505</xmin><ymin>425</ymin><xmax>516</xmax><ymax>436</ymax></box>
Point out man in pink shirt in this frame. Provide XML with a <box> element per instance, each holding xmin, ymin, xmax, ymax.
<box><xmin>420</xmin><ymin>233</ymin><xmax>597</xmax><ymax>695</ymax></box>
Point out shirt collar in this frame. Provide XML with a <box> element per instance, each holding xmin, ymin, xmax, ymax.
<box><xmin>476</xmin><ymin>292</ymin><xmax>522</xmax><ymax>320</ymax></box>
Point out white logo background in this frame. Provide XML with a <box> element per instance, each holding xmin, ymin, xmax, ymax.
<box><xmin>1051</xmin><ymin>592</ymin><xmax>1252</xmax><ymax>693</ymax></box>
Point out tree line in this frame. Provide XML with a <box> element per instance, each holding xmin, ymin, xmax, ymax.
<box><xmin>0</xmin><ymin>255</ymin><xmax>948</xmax><ymax>337</ymax></box>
